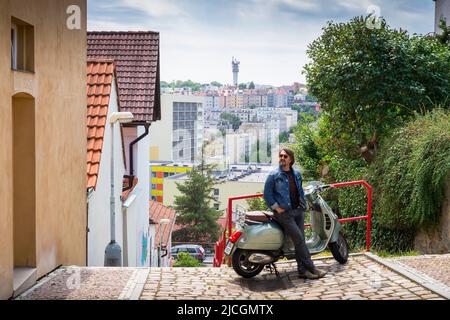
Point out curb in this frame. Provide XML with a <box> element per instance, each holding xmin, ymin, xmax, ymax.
<box><xmin>119</xmin><ymin>268</ymin><xmax>150</xmax><ymax>300</ymax></box>
<box><xmin>364</xmin><ymin>252</ymin><xmax>450</xmax><ymax>299</ymax></box>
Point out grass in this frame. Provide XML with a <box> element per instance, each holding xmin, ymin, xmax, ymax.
<box><xmin>375</xmin><ymin>250</ymin><xmax>420</xmax><ymax>258</ymax></box>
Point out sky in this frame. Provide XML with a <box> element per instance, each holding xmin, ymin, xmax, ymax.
<box><xmin>88</xmin><ymin>0</ymin><xmax>435</xmax><ymax>86</ymax></box>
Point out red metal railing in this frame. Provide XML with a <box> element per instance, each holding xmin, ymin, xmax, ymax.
<box><xmin>213</xmin><ymin>180</ymin><xmax>372</xmax><ymax>267</ymax></box>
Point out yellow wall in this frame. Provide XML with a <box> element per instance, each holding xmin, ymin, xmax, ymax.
<box><xmin>150</xmin><ymin>166</ymin><xmax>192</xmax><ymax>198</ymax></box>
<box><xmin>0</xmin><ymin>0</ymin><xmax>87</xmax><ymax>299</ymax></box>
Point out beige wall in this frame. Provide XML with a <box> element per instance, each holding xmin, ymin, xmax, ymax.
<box><xmin>13</xmin><ymin>95</ymin><xmax>36</xmax><ymax>268</ymax></box>
<box><xmin>0</xmin><ymin>0</ymin><xmax>87</xmax><ymax>299</ymax></box>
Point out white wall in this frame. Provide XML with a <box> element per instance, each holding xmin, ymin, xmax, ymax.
<box><xmin>132</xmin><ymin>125</ymin><xmax>151</xmax><ymax>267</ymax></box>
<box><xmin>88</xmin><ymin>81</ymin><xmax>125</xmax><ymax>266</ymax></box>
<box><xmin>148</xmin><ymin>223</ymin><xmax>156</xmax><ymax>267</ymax></box>
<box><xmin>150</xmin><ymin>223</ymin><xmax>173</xmax><ymax>267</ymax></box>
<box><xmin>120</xmin><ymin>125</ymin><xmax>151</xmax><ymax>267</ymax></box>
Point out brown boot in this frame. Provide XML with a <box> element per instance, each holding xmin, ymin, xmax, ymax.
<box><xmin>298</xmin><ymin>270</ymin><xmax>319</xmax><ymax>280</ymax></box>
<box><xmin>312</xmin><ymin>268</ymin><xmax>327</xmax><ymax>278</ymax></box>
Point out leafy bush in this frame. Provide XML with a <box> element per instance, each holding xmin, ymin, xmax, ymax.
<box><xmin>371</xmin><ymin>109</ymin><xmax>450</xmax><ymax>230</ymax></box>
<box><xmin>173</xmin><ymin>252</ymin><xmax>202</xmax><ymax>267</ymax></box>
<box><xmin>304</xmin><ymin>16</ymin><xmax>450</xmax><ymax>162</ymax></box>
<box><xmin>246</xmin><ymin>195</ymin><xmax>267</xmax><ymax>211</ymax></box>
<box><xmin>325</xmin><ymin>157</ymin><xmax>416</xmax><ymax>253</ymax></box>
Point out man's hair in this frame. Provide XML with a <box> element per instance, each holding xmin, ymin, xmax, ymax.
<box><xmin>279</xmin><ymin>147</ymin><xmax>295</xmax><ymax>166</ymax></box>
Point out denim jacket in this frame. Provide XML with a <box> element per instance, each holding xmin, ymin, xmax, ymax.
<box><xmin>263</xmin><ymin>166</ymin><xmax>306</xmax><ymax>211</ymax></box>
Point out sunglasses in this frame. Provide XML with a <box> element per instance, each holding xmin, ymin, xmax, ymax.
<box><xmin>279</xmin><ymin>154</ymin><xmax>289</xmax><ymax>159</ymax></box>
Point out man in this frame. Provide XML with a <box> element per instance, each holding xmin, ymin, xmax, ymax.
<box><xmin>263</xmin><ymin>148</ymin><xmax>327</xmax><ymax>280</ymax></box>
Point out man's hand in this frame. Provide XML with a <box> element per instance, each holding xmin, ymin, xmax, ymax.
<box><xmin>275</xmin><ymin>207</ymin><xmax>285</xmax><ymax>214</ymax></box>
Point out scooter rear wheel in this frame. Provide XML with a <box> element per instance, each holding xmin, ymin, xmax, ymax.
<box><xmin>232</xmin><ymin>249</ymin><xmax>265</xmax><ymax>278</ymax></box>
<box><xmin>328</xmin><ymin>232</ymin><xmax>349</xmax><ymax>264</ymax></box>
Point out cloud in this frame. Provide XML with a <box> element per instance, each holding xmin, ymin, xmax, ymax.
<box><xmin>121</xmin><ymin>0</ymin><xmax>186</xmax><ymax>18</ymax></box>
<box><xmin>88</xmin><ymin>0</ymin><xmax>435</xmax><ymax>85</ymax></box>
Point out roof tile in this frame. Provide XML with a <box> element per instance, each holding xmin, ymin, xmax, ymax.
<box><xmin>87</xmin><ymin>31</ymin><xmax>161</xmax><ymax>122</ymax></box>
<box><xmin>149</xmin><ymin>201</ymin><xmax>177</xmax><ymax>248</ymax></box>
<box><xmin>86</xmin><ymin>60</ymin><xmax>115</xmax><ymax>189</ymax></box>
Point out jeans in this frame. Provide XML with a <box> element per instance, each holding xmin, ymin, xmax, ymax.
<box><xmin>274</xmin><ymin>208</ymin><xmax>315</xmax><ymax>273</ymax></box>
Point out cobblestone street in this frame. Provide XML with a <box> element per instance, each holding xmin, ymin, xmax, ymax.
<box><xmin>16</xmin><ymin>253</ymin><xmax>449</xmax><ymax>300</ymax></box>
<box><xmin>140</xmin><ymin>254</ymin><xmax>446</xmax><ymax>300</ymax></box>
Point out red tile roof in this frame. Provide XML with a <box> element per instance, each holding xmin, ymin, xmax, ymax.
<box><xmin>87</xmin><ymin>60</ymin><xmax>115</xmax><ymax>189</ymax></box>
<box><xmin>87</xmin><ymin>31</ymin><xmax>161</xmax><ymax>123</ymax></box>
<box><xmin>149</xmin><ymin>201</ymin><xmax>177</xmax><ymax>248</ymax></box>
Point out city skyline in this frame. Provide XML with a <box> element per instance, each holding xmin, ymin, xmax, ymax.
<box><xmin>88</xmin><ymin>0</ymin><xmax>434</xmax><ymax>86</ymax></box>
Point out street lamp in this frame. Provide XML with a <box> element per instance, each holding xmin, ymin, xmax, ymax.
<box><xmin>158</xmin><ymin>218</ymin><xmax>170</xmax><ymax>267</ymax></box>
<box><xmin>104</xmin><ymin>112</ymin><xmax>134</xmax><ymax>267</ymax></box>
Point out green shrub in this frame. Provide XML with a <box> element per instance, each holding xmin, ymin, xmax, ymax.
<box><xmin>292</xmin><ymin>109</ymin><xmax>449</xmax><ymax>254</ymax></box>
<box><xmin>173</xmin><ymin>252</ymin><xmax>202</xmax><ymax>267</ymax></box>
<box><xmin>323</xmin><ymin>157</ymin><xmax>416</xmax><ymax>254</ymax></box>
<box><xmin>372</xmin><ymin>109</ymin><xmax>450</xmax><ymax>230</ymax></box>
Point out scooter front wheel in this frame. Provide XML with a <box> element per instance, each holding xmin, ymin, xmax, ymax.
<box><xmin>328</xmin><ymin>232</ymin><xmax>349</xmax><ymax>264</ymax></box>
<box><xmin>232</xmin><ymin>249</ymin><xmax>265</xmax><ymax>278</ymax></box>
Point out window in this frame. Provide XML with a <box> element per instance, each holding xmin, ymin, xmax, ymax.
<box><xmin>214</xmin><ymin>203</ymin><xmax>220</xmax><ymax>210</ymax></box>
<box><xmin>151</xmin><ymin>172</ymin><xmax>157</xmax><ymax>178</ymax></box>
<box><xmin>151</xmin><ymin>184</ymin><xmax>157</xmax><ymax>189</ymax></box>
<box><xmin>187</xmin><ymin>248</ymin><xmax>196</xmax><ymax>253</ymax></box>
<box><xmin>164</xmin><ymin>172</ymin><xmax>169</xmax><ymax>178</ymax></box>
<box><xmin>213</xmin><ymin>188</ymin><xmax>219</xmax><ymax>196</ymax></box>
<box><xmin>11</xmin><ymin>17</ymin><xmax>34</xmax><ymax>72</ymax></box>
<box><xmin>11</xmin><ymin>24</ymin><xmax>17</xmax><ymax>69</ymax></box>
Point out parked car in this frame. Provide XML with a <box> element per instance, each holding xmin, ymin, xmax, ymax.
<box><xmin>171</xmin><ymin>244</ymin><xmax>205</xmax><ymax>262</ymax></box>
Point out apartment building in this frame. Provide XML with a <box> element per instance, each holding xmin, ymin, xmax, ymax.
<box><xmin>149</xmin><ymin>94</ymin><xmax>204</xmax><ymax>163</ymax></box>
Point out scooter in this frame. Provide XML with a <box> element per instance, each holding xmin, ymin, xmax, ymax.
<box><xmin>224</xmin><ymin>182</ymin><xmax>349</xmax><ymax>278</ymax></box>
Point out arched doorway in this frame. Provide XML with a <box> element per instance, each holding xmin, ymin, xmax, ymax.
<box><xmin>12</xmin><ymin>93</ymin><xmax>36</xmax><ymax>294</ymax></box>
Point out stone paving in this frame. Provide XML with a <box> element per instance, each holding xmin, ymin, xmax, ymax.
<box><xmin>14</xmin><ymin>254</ymin><xmax>449</xmax><ymax>300</ymax></box>
<box><xmin>140</xmin><ymin>254</ymin><xmax>445</xmax><ymax>300</ymax></box>
<box><xmin>388</xmin><ymin>254</ymin><xmax>450</xmax><ymax>287</ymax></box>
<box><xmin>17</xmin><ymin>267</ymin><xmax>137</xmax><ymax>300</ymax></box>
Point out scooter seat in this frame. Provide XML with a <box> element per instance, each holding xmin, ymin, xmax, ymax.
<box><xmin>245</xmin><ymin>211</ymin><xmax>273</xmax><ymax>223</ymax></box>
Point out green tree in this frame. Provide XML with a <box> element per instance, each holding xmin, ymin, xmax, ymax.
<box><xmin>248</xmin><ymin>81</ymin><xmax>255</xmax><ymax>89</ymax></box>
<box><xmin>436</xmin><ymin>18</ymin><xmax>450</xmax><ymax>44</ymax></box>
<box><xmin>210</xmin><ymin>81</ymin><xmax>223</xmax><ymax>87</ymax></box>
<box><xmin>220</xmin><ymin>112</ymin><xmax>241</xmax><ymax>131</ymax></box>
<box><xmin>172</xmin><ymin>165</ymin><xmax>222</xmax><ymax>243</ymax></box>
<box><xmin>238</xmin><ymin>83</ymin><xmax>247</xmax><ymax>90</ymax></box>
<box><xmin>246</xmin><ymin>195</ymin><xmax>267</xmax><ymax>211</ymax></box>
<box><xmin>304</xmin><ymin>16</ymin><xmax>450</xmax><ymax>163</ymax></box>
<box><xmin>279</xmin><ymin>131</ymin><xmax>289</xmax><ymax>143</ymax></box>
